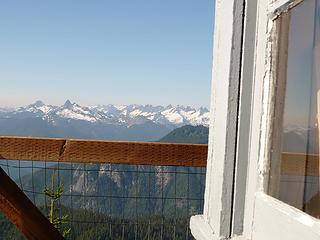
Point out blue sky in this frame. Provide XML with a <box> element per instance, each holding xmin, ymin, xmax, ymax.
<box><xmin>0</xmin><ymin>1</ymin><xmax>214</xmax><ymax>108</ymax></box>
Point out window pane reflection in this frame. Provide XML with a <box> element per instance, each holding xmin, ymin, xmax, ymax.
<box><xmin>274</xmin><ymin>0</ymin><xmax>320</xmax><ymax>218</ymax></box>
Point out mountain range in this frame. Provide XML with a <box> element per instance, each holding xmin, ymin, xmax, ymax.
<box><xmin>1</xmin><ymin>100</ymin><xmax>209</xmax><ymax>126</ymax></box>
<box><xmin>0</xmin><ymin>100</ymin><xmax>209</xmax><ymax>141</ymax></box>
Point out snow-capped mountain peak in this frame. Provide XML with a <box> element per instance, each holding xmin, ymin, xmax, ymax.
<box><xmin>18</xmin><ymin>100</ymin><xmax>53</xmax><ymax>115</ymax></box>
<box><xmin>31</xmin><ymin>100</ymin><xmax>45</xmax><ymax>107</ymax></box>
<box><xmin>63</xmin><ymin>100</ymin><xmax>74</xmax><ymax>109</ymax></box>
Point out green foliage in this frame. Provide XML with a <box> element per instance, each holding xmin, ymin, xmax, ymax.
<box><xmin>44</xmin><ymin>172</ymin><xmax>71</xmax><ymax>238</ymax></box>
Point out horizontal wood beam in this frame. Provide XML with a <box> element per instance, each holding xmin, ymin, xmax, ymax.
<box><xmin>0</xmin><ymin>167</ymin><xmax>64</xmax><ymax>240</ymax></box>
<box><xmin>0</xmin><ymin>136</ymin><xmax>208</xmax><ymax>167</ymax></box>
<box><xmin>0</xmin><ymin>137</ymin><xmax>318</xmax><ymax>175</ymax></box>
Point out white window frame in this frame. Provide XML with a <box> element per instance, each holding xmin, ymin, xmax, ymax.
<box><xmin>190</xmin><ymin>0</ymin><xmax>320</xmax><ymax>239</ymax></box>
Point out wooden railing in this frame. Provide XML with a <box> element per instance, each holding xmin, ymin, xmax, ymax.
<box><xmin>0</xmin><ymin>136</ymin><xmax>318</xmax><ymax>174</ymax></box>
<box><xmin>0</xmin><ymin>136</ymin><xmax>207</xmax><ymax>167</ymax></box>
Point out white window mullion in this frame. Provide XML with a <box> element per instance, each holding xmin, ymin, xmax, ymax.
<box><xmin>190</xmin><ymin>0</ymin><xmax>246</xmax><ymax>239</ymax></box>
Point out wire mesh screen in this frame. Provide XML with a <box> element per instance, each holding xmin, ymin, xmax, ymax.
<box><xmin>0</xmin><ymin>159</ymin><xmax>205</xmax><ymax>240</ymax></box>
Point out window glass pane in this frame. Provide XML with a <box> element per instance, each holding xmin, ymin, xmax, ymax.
<box><xmin>272</xmin><ymin>0</ymin><xmax>320</xmax><ymax>218</ymax></box>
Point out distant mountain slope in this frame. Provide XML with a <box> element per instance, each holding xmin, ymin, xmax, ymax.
<box><xmin>282</xmin><ymin>127</ymin><xmax>319</xmax><ymax>154</ymax></box>
<box><xmin>159</xmin><ymin>125</ymin><xmax>209</xmax><ymax>144</ymax></box>
<box><xmin>0</xmin><ymin>117</ymin><xmax>172</xmax><ymax>142</ymax></box>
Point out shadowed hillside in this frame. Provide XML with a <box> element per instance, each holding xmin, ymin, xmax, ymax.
<box><xmin>159</xmin><ymin>125</ymin><xmax>209</xmax><ymax>144</ymax></box>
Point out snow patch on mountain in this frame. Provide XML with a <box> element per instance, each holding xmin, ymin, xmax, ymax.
<box><xmin>161</xmin><ymin>108</ymin><xmax>184</xmax><ymax>124</ymax></box>
<box><xmin>56</xmin><ymin>109</ymin><xmax>97</xmax><ymax>122</ymax></box>
<box><xmin>115</xmin><ymin>105</ymin><xmax>127</xmax><ymax>111</ymax></box>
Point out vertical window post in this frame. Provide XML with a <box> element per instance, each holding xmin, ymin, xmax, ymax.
<box><xmin>190</xmin><ymin>0</ymin><xmax>248</xmax><ymax>239</ymax></box>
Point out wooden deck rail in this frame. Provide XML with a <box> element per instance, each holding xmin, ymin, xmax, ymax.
<box><xmin>0</xmin><ymin>136</ymin><xmax>208</xmax><ymax>167</ymax></box>
<box><xmin>0</xmin><ymin>136</ymin><xmax>320</xmax><ymax>174</ymax></box>
<box><xmin>0</xmin><ymin>167</ymin><xmax>64</xmax><ymax>240</ymax></box>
